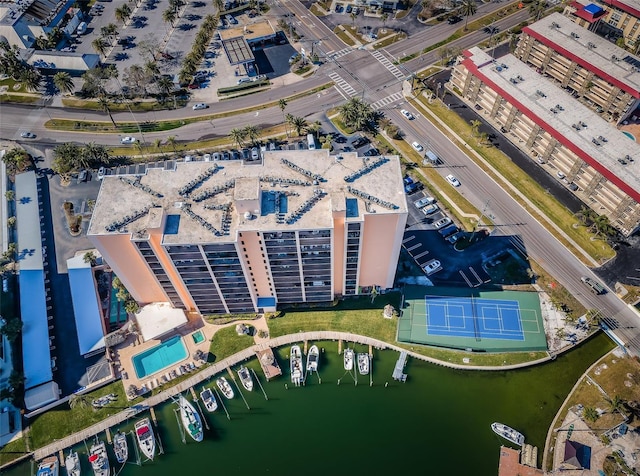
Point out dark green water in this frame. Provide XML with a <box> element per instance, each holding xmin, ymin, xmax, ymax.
<box><xmin>3</xmin><ymin>333</ymin><xmax>613</xmax><ymax>476</ymax></box>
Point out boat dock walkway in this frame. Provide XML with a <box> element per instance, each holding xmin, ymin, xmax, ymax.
<box><xmin>392</xmin><ymin>351</ymin><xmax>408</xmax><ymax>382</ymax></box>
<box><xmin>32</xmin><ymin>330</ymin><xmax>516</xmax><ymax>462</ymax></box>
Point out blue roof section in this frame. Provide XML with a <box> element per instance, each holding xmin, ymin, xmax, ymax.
<box><xmin>67</xmin><ymin>256</ymin><xmax>105</xmax><ymax>355</ymax></box>
<box><xmin>19</xmin><ymin>269</ymin><xmax>52</xmax><ymax>389</ymax></box>
<box><xmin>584</xmin><ymin>3</ymin><xmax>604</xmax><ymax>15</ymax></box>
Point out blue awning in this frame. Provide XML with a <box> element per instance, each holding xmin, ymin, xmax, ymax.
<box><xmin>19</xmin><ymin>269</ymin><xmax>52</xmax><ymax>388</ymax></box>
<box><xmin>67</xmin><ymin>256</ymin><xmax>105</xmax><ymax>355</ymax></box>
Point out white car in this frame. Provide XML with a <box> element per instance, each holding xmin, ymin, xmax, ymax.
<box><xmin>414</xmin><ymin>196</ymin><xmax>436</xmax><ymax>209</ymax></box>
<box><xmin>422</xmin><ymin>204</ymin><xmax>439</xmax><ymax>215</ymax></box>
<box><xmin>120</xmin><ymin>136</ymin><xmax>137</xmax><ymax>144</ymax></box>
<box><xmin>97</xmin><ymin>166</ymin><xmax>106</xmax><ymax>180</ymax></box>
<box><xmin>446</xmin><ymin>174</ymin><xmax>460</xmax><ymax>187</ymax></box>
<box><xmin>434</xmin><ymin>217</ymin><xmax>452</xmax><ymax>229</ymax></box>
<box><xmin>411</xmin><ymin>141</ymin><xmax>424</xmax><ymax>152</ymax></box>
<box><xmin>422</xmin><ymin>259</ymin><xmax>442</xmax><ymax>276</ymax></box>
<box><xmin>20</xmin><ymin>131</ymin><xmax>36</xmax><ymax>139</ymax></box>
<box><xmin>400</xmin><ymin>109</ymin><xmax>414</xmax><ymax>120</ymax></box>
<box><xmin>203</xmin><ymin>153</ymin><xmax>212</xmax><ymax>162</ymax></box>
<box><xmin>192</xmin><ymin>103</ymin><xmax>208</xmax><ymax>110</ymax></box>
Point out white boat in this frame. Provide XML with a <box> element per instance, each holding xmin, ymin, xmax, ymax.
<box><xmin>306</xmin><ymin>345</ymin><xmax>319</xmax><ymax>373</ymax></box>
<box><xmin>134</xmin><ymin>418</ymin><xmax>156</xmax><ymax>461</ymax></box>
<box><xmin>237</xmin><ymin>366</ymin><xmax>254</xmax><ymax>391</ymax></box>
<box><xmin>358</xmin><ymin>353</ymin><xmax>370</xmax><ymax>375</ymax></box>
<box><xmin>491</xmin><ymin>422</ymin><xmax>525</xmax><ymax>446</ymax></box>
<box><xmin>290</xmin><ymin>345</ymin><xmax>303</xmax><ymax>385</ymax></box>
<box><xmin>113</xmin><ymin>430</ymin><xmax>128</xmax><ymax>463</ymax></box>
<box><xmin>178</xmin><ymin>395</ymin><xmax>204</xmax><ymax>442</ymax></box>
<box><xmin>216</xmin><ymin>377</ymin><xmax>235</xmax><ymax>399</ymax></box>
<box><xmin>36</xmin><ymin>456</ymin><xmax>59</xmax><ymax>476</ymax></box>
<box><xmin>65</xmin><ymin>450</ymin><xmax>80</xmax><ymax>476</ymax></box>
<box><xmin>200</xmin><ymin>386</ymin><xmax>218</xmax><ymax>412</ymax></box>
<box><xmin>343</xmin><ymin>348</ymin><xmax>354</xmax><ymax>371</ymax></box>
<box><xmin>88</xmin><ymin>440</ymin><xmax>110</xmax><ymax>476</ymax></box>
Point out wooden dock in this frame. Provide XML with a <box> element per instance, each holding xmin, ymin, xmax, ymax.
<box><xmin>255</xmin><ymin>347</ymin><xmax>282</xmax><ymax>380</ymax></box>
<box><xmin>392</xmin><ymin>351</ymin><xmax>408</xmax><ymax>382</ymax></box>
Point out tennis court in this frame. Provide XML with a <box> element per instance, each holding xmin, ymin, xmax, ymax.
<box><xmin>398</xmin><ymin>286</ymin><xmax>547</xmax><ymax>352</ymax></box>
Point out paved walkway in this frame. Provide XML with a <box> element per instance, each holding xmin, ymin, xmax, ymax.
<box><xmin>32</xmin><ymin>330</ymin><xmax>554</xmax><ymax>461</ymax></box>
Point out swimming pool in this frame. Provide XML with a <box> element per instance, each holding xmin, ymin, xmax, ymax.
<box><xmin>132</xmin><ymin>335</ymin><xmax>188</xmax><ymax>379</ymax></box>
<box><xmin>191</xmin><ymin>330</ymin><xmax>205</xmax><ymax>344</ymax></box>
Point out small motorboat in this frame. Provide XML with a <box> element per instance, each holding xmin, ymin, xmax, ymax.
<box><xmin>200</xmin><ymin>386</ymin><xmax>218</xmax><ymax>412</ymax></box>
<box><xmin>88</xmin><ymin>440</ymin><xmax>109</xmax><ymax>476</ymax></box>
<box><xmin>358</xmin><ymin>353</ymin><xmax>370</xmax><ymax>375</ymax></box>
<box><xmin>216</xmin><ymin>377</ymin><xmax>235</xmax><ymax>399</ymax></box>
<box><xmin>134</xmin><ymin>418</ymin><xmax>156</xmax><ymax>461</ymax></box>
<box><xmin>306</xmin><ymin>345</ymin><xmax>319</xmax><ymax>373</ymax></box>
<box><xmin>290</xmin><ymin>345</ymin><xmax>303</xmax><ymax>385</ymax></box>
<box><xmin>65</xmin><ymin>450</ymin><xmax>80</xmax><ymax>476</ymax></box>
<box><xmin>113</xmin><ymin>430</ymin><xmax>128</xmax><ymax>463</ymax></box>
<box><xmin>237</xmin><ymin>366</ymin><xmax>254</xmax><ymax>391</ymax></box>
<box><xmin>344</xmin><ymin>348</ymin><xmax>354</xmax><ymax>371</ymax></box>
<box><xmin>36</xmin><ymin>456</ymin><xmax>59</xmax><ymax>476</ymax></box>
<box><xmin>491</xmin><ymin>422</ymin><xmax>525</xmax><ymax>446</ymax></box>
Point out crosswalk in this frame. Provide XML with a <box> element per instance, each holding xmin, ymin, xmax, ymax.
<box><xmin>371</xmin><ymin>92</ymin><xmax>403</xmax><ymax>110</ymax></box>
<box><xmin>328</xmin><ymin>71</ymin><xmax>357</xmax><ymax>99</ymax></box>
<box><xmin>370</xmin><ymin>50</ymin><xmax>406</xmax><ymax>80</ymax></box>
<box><xmin>328</xmin><ymin>47</ymin><xmax>354</xmax><ymax>60</ymax></box>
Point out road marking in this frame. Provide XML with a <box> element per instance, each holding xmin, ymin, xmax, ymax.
<box><xmin>330</xmin><ymin>48</ymin><xmax>354</xmax><ymax>60</ymax></box>
<box><xmin>370</xmin><ymin>50</ymin><xmax>405</xmax><ymax>80</ymax></box>
<box><xmin>328</xmin><ymin>71</ymin><xmax>357</xmax><ymax>98</ymax></box>
<box><xmin>413</xmin><ymin>250</ymin><xmax>430</xmax><ymax>260</ymax></box>
<box><xmin>459</xmin><ymin>270</ymin><xmax>473</xmax><ymax>287</ymax></box>
<box><xmin>402</xmin><ymin>235</ymin><xmax>416</xmax><ymax>244</ymax></box>
<box><xmin>371</xmin><ymin>92</ymin><xmax>403</xmax><ymax>110</ymax></box>
<box><xmin>406</xmin><ymin>244</ymin><xmax>421</xmax><ymax>252</ymax></box>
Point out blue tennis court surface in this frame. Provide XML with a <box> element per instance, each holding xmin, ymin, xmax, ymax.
<box><xmin>425</xmin><ymin>295</ymin><xmax>525</xmax><ymax>341</ymax></box>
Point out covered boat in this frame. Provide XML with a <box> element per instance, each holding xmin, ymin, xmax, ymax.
<box><xmin>200</xmin><ymin>386</ymin><xmax>218</xmax><ymax>412</ymax></box>
<box><xmin>306</xmin><ymin>345</ymin><xmax>319</xmax><ymax>373</ymax></box>
<box><xmin>216</xmin><ymin>377</ymin><xmax>235</xmax><ymax>399</ymax></box>
<box><xmin>290</xmin><ymin>345</ymin><xmax>303</xmax><ymax>385</ymax></box>
<box><xmin>237</xmin><ymin>366</ymin><xmax>254</xmax><ymax>391</ymax></box>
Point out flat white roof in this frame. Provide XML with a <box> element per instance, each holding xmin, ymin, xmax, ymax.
<box><xmin>15</xmin><ymin>171</ymin><xmax>44</xmax><ymax>271</ymax></box>
<box><xmin>524</xmin><ymin>13</ymin><xmax>640</xmax><ymax>96</ymax></box>
<box><xmin>135</xmin><ymin>302</ymin><xmax>187</xmax><ymax>342</ymax></box>
<box><xmin>464</xmin><ymin>47</ymin><xmax>640</xmax><ymax>203</ymax></box>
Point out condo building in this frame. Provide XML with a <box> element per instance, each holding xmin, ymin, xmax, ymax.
<box><xmin>514</xmin><ymin>13</ymin><xmax>640</xmax><ymax>123</ymax></box>
<box><xmin>564</xmin><ymin>0</ymin><xmax>640</xmax><ymax>51</ymax></box>
<box><xmin>87</xmin><ymin>151</ymin><xmax>408</xmax><ymax>315</ymax></box>
<box><xmin>450</xmin><ymin>47</ymin><xmax>640</xmax><ymax>236</ymax></box>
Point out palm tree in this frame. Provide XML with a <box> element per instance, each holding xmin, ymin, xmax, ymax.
<box><xmin>230</xmin><ymin>127</ymin><xmax>246</xmax><ymax>148</ymax></box>
<box><xmin>144</xmin><ymin>60</ymin><xmax>160</xmax><ymax>80</ymax></box>
<box><xmin>278</xmin><ymin>99</ymin><xmax>289</xmax><ymax>137</ymax></box>
<box><xmin>83</xmin><ymin>142</ymin><xmax>110</xmax><ymax>166</ymax></box>
<box><xmin>166</xmin><ymin>136</ymin><xmax>178</xmax><ymax>154</ymax></box>
<box><xmin>350</xmin><ymin>11</ymin><xmax>357</xmax><ymax>27</ymax></box>
<box><xmin>20</xmin><ymin>68</ymin><xmax>42</xmax><ymax>92</ymax></box>
<box><xmin>83</xmin><ymin>251</ymin><xmax>97</xmax><ymax>266</ymax></box>
<box><xmin>157</xmin><ymin>76</ymin><xmax>174</xmax><ymax>103</ymax></box>
<box><xmin>306</xmin><ymin>120</ymin><xmax>322</xmax><ymax>137</ymax></box>
<box><xmin>115</xmin><ymin>4</ymin><xmax>131</xmax><ymax>24</ymax></box>
<box><xmin>213</xmin><ymin>0</ymin><xmax>224</xmax><ymax>12</ymax></box>
<box><xmin>528</xmin><ymin>0</ymin><xmax>547</xmax><ymax>21</ymax></box>
<box><xmin>470</xmin><ymin>119</ymin><xmax>481</xmax><ymax>136</ymax></box>
<box><xmin>421</xmin><ymin>0</ymin><xmax>433</xmax><ymax>17</ymax></box>
<box><xmin>97</xmin><ymin>95</ymin><xmax>117</xmax><ymax>128</ymax></box>
<box><xmin>68</xmin><ymin>393</ymin><xmax>89</xmax><ymax>409</ymax></box>
<box><xmin>583</xmin><ymin>406</ymin><xmax>599</xmax><ymax>422</ymax></box>
<box><xmin>153</xmin><ymin>138</ymin><xmax>162</xmax><ymax>150</ymax></box>
<box><xmin>92</xmin><ymin>38</ymin><xmax>109</xmax><ymax>58</ymax></box>
<box><xmin>163</xmin><ymin>8</ymin><xmax>177</xmax><ymax>27</ymax></box>
<box><xmin>288</xmin><ymin>116</ymin><xmax>308</xmax><ymax>137</ymax></box>
<box><xmin>243</xmin><ymin>125</ymin><xmax>259</xmax><ymax>145</ymax></box>
<box><xmin>460</xmin><ymin>0</ymin><xmax>477</xmax><ymax>31</ymax></box>
<box><xmin>339</xmin><ymin>97</ymin><xmax>375</xmax><ymax>131</ymax></box>
<box><xmin>53</xmin><ymin>71</ymin><xmax>74</xmax><ymax>95</ymax></box>
<box><xmin>575</xmin><ymin>205</ymin><xmax>597</xmax><ymax>226</ymax></box>
<box><xmin>380</xmin><ymin>12</ymin><xmax>389</xmax><ymax>31</ymax></box>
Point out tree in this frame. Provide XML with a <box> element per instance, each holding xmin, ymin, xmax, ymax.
<box><xmin>4</xmin><ymin>190</ymin><xmax>15</xmax><ymax>201</ymax></box>
<box><xmin>243</xmin><ymin>125</ymin><xmax>259</xmax><ymax>145</ymax></box>
<box><xmin>338</xmin><ymin>97</ymin><xmax>375</xmax><ymax>131</ymax></box>
<box><xmin>91</xmin><ymin>37</ymin><xmax>109</xmax><ymax>58</ymax></box>
<box><xmin>156</xmin><ymin>75</ymin><xmax>174</xmax><ymax>103</ymax></box>
<box><xmin>115</xmin><ymin>4</ymin><xmax>132</xmax><ymax>24</ymax></box>
<box><xmin>213</xmin><ymin>0</ymin><xmax>224</xmax><ymax>12</ymax></box>
<box><xmin>125</xmin><ymin>300</ymin><xmax>140</xmax><ymax>314</ymax></box>
<box><xmin>350</xmin><ymin>11</ymin><xmax>357</xmax><ymax>27</ymax></box>
<box><xmin>380</xmin><ymin>12</ymin><xmax>389</xmax><ymax>31</ymax></box>
<box><xmin>163</xmin><ymin>8</ymin><xmax>177</xmax><ymax>27</ymax></box>
<box><xmin>470</xmin><ymin>119</ymin><xmax>481</xmax><ymax>136</ymax></box>
<box><xmin>306</xmin><ymin>120</ymin><xmax>322</xmax><ymax>137</ymax></box>
<box><xmin>68</xmin><ymin>394</ymin><xmax>89</xmax><ymax>409</ymax></box>
<box><xmin>97</xmin><ymin>95</ymin><xmax>117</xmax><ymax>128</ymax></box>
<box><xmin>575</xmin><ymin>205</ymin><xmax>597</xmax><ymax>226</ymax></box>
<box><xmin>528</xmin><ymin>0</ymin><xmax>547</xmax><ymax>21</ymax></box>
<box><xmin>20</xmin><ymin>68</ymin><xmax>42</xmax><ymax>92</ymax></box>
<box><xmin>101</xmin><ymin>23</ymin><xmax>119</xmax><ymax>44</ymax></box>
<box><xmin>53</xmin><ymin>71</ymin><xmax>74</xmax><ymax>95</ymax></box>
<box><xmin>166</xmin><ymin>136</ymin><xmax>178</xmax><ymax>154</ymax></box>
<box><xmin>420</xmin><ymin>0</ymin><xmax>434</xmax><ymax>18</ymax></box>
<box><xmin>2</xmin><ymin>149</ymin><xmax>31</xmax><ymax>175</ymax></box>
<box><xmin>83</xmin><ymin>142</ymin><xmax>110</xmax><ymax>166</ymax></box>
<box><xmin>52</xmin><ymin>143</ymin><xmax>83</xmax><ymax>180</ymax></box>
<box><xmin>460</xmin><ymin>0</ymin><xmax>477</xmax><ymax>31</ymax></box>
<box><xmin>83</xmin><ymin>251</ymin><xmax>97</xmax><ymax>266</ymax></box>
<box><xmin>583</xmin><ymin>406</ymin><xmax>599</xmax><ymax>422</ymax></box>
<box><xmin>0</xmin><ymin>317</ymin><xmax>22</xmax><ymax>343</ymax></box>
<box><xmin>288</xmin><ymin>116</ymin><xmax>308</xmax><ymax>136</ymax></box>
<box><xmin>606</xmin><ymin>395</ymin><xmax>624</xmax><ymax>415</ymax></box>
<box><xmin>278</xmin><ymin>99</ymin><xmax>289</xmax><ymax>137</ymax></box>
<box><xmin>230</xmin><ymin>127</ymin><xmax>246</xmax><ymax>148</ymax></box>
<box><xmin>7</xmin><ymin>216</ymin><xmax>16</xmax><ymax>228</ymax></box>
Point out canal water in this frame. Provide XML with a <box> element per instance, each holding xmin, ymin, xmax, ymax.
<box><xmin>4</xmin><ymin>333</ymin><xmax>613</xmax><ymax>476</ymax></box>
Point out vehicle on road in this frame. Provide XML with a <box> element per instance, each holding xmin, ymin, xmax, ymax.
<box><xmin>20</xmin><ymin>131</ymin><xmax>36</xmax><ymax>138</ymax></box>
<box><xmin>411</xmin><ymin>141</ymin><xmax>424</xmax><ymax>152</ymax></box>
<box><xmin>424</xmin><ymin>150</ymin><xmax>440</xmax><ymax>164</ymax></box>
<box><xmin>446</xmin><ymin>174</ymin><xmax>460</xmax><ymax>187</ymax></box>
<box><xmin>120</xmin><ymin>136</ymin><xmax>137</xmax><ymax>144</ymax></box>
<box><xmin>422</xmin><ymin>259</ymin><xmax>442</xmax><ymax>276</ymax></box>
<box><xmin>581</xmin><ymin>276</ymin><xmax>605</xmax><ymax>294</ymax></box>
<box><xmin>434</xmin><ymin>217</ymin><xmax>452</xmax><ymax>229</ymax></box>
<box><xmin>192</xmin><ymin>103</ymin><xmax>208</xmax><ymax>110</ymax></box>
<box><xmin>400</xmin><ymin>109</ymin><xmax>414</xmax><ymax>120</ymax></box>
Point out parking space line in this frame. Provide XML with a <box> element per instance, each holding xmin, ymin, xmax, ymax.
<box><xmin>406</xmin><ymin>244</ymin><xmax>421</xmax><ymax>252</ymax></box>
<box><xmin>459</xmin><ymin>270</ymin><xmax>473</xmax><ymax>287</ymax></box>
<box><xmin>413</xmin><ymin>250</ymin><xmax>430</xmax><ymax>260</ymax></box>
<box><xmin>469</xmin><ymin>267</ymin><xmax>482</xmax><ymax>284</ymax></box>
<box><xmin>402</xmin><ymin>235</ymin><xmax>416</xmax><ymax>244</ymax></box>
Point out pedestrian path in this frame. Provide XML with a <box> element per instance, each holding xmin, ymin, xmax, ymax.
<box><xmin>370</xmin><ymin>50</ymin><xmax>405</xmax><ymax>80</ymax></box>
<box><xmin>327</xmin><ymin>71</ymin><xmax>357</xmax><ymax>99</ymax></box>
<box><xmin>371</xmin><ymin>92</ymin><xmax>403</xmax><ymax>110</ymax></box>
<box><xmin>329</xmin><ymin>47</ymin><xmax>354</xmax><ymax>60</ymax></box>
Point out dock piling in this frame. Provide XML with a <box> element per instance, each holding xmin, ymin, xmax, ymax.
<box><xmin>252</xmin><ymin>368</ymin><xmax>269</xmax><ymax>401</ymax></box>
<box><xmin>338</xmin><ymin>339</ymin><xmax>342</xmax><ymax>354</ymax></box>
<box><xmin>105</xmin><ymin>428</ymin><xmax>111</xmax><ymax>444</ymax></box>
<box><xmin>214</xmin><ymin>387</ymin><xmax>231</xmax><ymax>420</ymax></box>
<box><xmin>58</xmin><ymin>450</ymin><xmax>65</xmax><ymax>466</ymax></box>
<box><xmin>150</xmin><ymin>407</ymin><xmax>157</xmax><ymax>425</ymax></box>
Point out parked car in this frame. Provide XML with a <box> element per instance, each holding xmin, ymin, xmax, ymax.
<box><xmin>192</xmin><ymin>103</ymin><xmax>208</xmax><ymax>110</ymax></box>
<box><xmin>414</xmin><ymin>196</ymin><xmax>435</xmax><ymax>208</ymax></box>
<box><xmin>203</xmin><ymin>153</ymin><xmax>212</xmax><ymax>162</ymax></box>
<box><xmin>351</xmin><ymin>136</ymin><xmax>369</xmax><ymax>148</ymax></box>
<box><xmin>345</xmin><ymin>4</ymin><xmax>352</xmax><ymax>13</ymax></box>
<box><xmin>404</xmin><ymin>182</ymin><xmax>422</xmax><ymax>194</ymax></box>
<box><xmin>364</xmin><ymin>147</ymin><xmax>379</xmax><ymax>156</ymax></box>
<box><xmin>241</xmin><ymin>148</ymin><xmax>250</xmax><ymax>160</ymax></box>
<box><xmin>434</xmin><ymin>217</ymin><xmax>452</xmax><ymax>229</ymax></box>
<box><xmin>97</xmin><ymin>166</ymin><xmax>106</xmax><ymax>180</ymax></box>
<box><xmin>400</xmin><ymin>109</ymin><xmax>414</xmax><ymax>120</ymax></box>
<box><xmin>211</xmin><ymin>152</ymin><xmax>221</xmax><ymax>161</ymax></box>
<box><xmin>422</xmin><ymin>259</ymin><xmax>442</xmax><ymax>276</ymax></box>
<box><xmin>334</xmin><ymin>135</ymin><xmax>347</xmax><ymax>144</ymax></box>
<box><xmin>77</xmin><ymin>169</ymin><xmax>88</xmax><ymax>183</ymax></box>
<box><xmin>231</xmin><ymin>150</ymin><xmax>241</xmax><ymax>161</ymax></box>
<box><xmin>411</xmin><ymin>141</ymin><xmax>424</xmax><ymax>152</ymax></box>
<box><xmin>445</xmin><ymin>174</ymin><xmax>460</xmax><ymax>187</ymax></box>
<box><xmin>422</xmin><ymin>204</ymin><xmax>440</xmax><ymax>215</ymax></box>
<box><xmin>251</xmin><ymin>147</ymin><xmax>260</xmax><ymax>160</ymax></box>
<box><xmin>438</xmin><ymin>224</ymin><xmax>458</xmax><ymax>237</ymax></box>
<box><xmin>446</xmin><ymin>232</ymin><xmax>462</xmax><ymax>244</ymax></box>
<box><xmin>221</xmin><ymin>151</ymin><xmax>231</xmax><ymax>160</ymax></box>
<box><xmin>120</xmin><ymin>136</ymin><xmax>136</xmax><ymax>144</ymax></box>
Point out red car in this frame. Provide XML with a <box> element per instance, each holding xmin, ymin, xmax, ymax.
<box><xmin>187</xmin><ymin>83</ymin><xmax>199</xmax><ymax>89</ymax></box>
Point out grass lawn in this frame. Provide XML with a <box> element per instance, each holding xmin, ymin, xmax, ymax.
<box><xmin>0</xmin><ymin>94</ymin><xmax>40</xmax><ymax>104</ymax></box>
<box><xmin>209</xmin><ymin>325</ymin><xmax>255</xmax><ymax>361</ymax></box>
<box><xmin>333</xmin><ymin>26</ymin><xmax>356</xmax><ymax>46</ymax></box>
<box><xmin>411</xmin><ymin>95</ymin><xmax>615</xmax><ymax>263</ymax></box>
<box><xmin>373</xmin><ymin>31</ymin><xmax>407</xmax><ymax>49</ymax></box>
<box><xmin>0</xmin><ymin>437</ymin><xmax>28</xmax><ymax>466</ymax></box>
